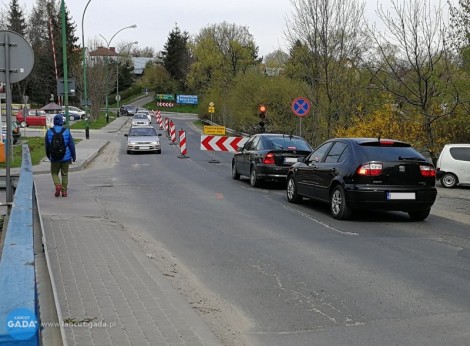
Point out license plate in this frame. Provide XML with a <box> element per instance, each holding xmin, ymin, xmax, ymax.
<box><xmin>284</xmin><ymin>157</ymin><xmax>298</xmax><ymax>163</ymax></box>
<box><xmin>387</xmin><ymin>192</ymin><xmax>415</xmax><ymax>200</ymax></box>
<box><xmin>139</xmin><ymin>146</ymin><xmax>149</xmax><ymax>150</ymax></box>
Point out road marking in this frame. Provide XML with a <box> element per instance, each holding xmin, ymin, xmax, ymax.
<box><xmin>283</xmin><ymin>205</ymin><xmax>359</xmax><ymax>236</ymax></box>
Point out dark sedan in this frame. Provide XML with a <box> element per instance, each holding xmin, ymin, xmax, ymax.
<box><xmin>232</xmin><ymin>133</ymin><xmax>312</xmax><ymax>187</ymax></box>
<box><xmin>119</xmin><ymin>105</ymin><xmax>138</xmax><ymax>116</ymax></box>
<box><xmin>286</xmin><ymin>138</ymin><xmax>437</xmax><ymax>220</ymax></box>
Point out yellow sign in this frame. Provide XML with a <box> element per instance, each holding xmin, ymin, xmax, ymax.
<box><xmin>208</xmin><ymin>106</ymin><xmax>215</xmax><ymax>113</ymax></box>
<box><xmin>204</xmin><ymin>126</ymin><xmax>226</xmax><ymax>135</ymax></box>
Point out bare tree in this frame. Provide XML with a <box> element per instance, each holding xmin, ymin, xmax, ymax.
<box><xmin>70</xmin><ymin>38</ymin><xmax>116</xmax><ymax>121</ymax></box>
<box><xmin>285</xmin><ymin>0</ymin><xmax>369</xmax><ymax>141</ymax></box>
<box><xmin>366</xmin><ymin>0</ymin><xmax>458</xmax><ymax>159</ymax></box>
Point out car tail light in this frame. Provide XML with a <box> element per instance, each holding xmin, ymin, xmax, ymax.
<box><xmin>357</xmin><ymin>163</ymin><xmax>383</xmax><ymax>176</ymax></box>
<box><xmin>419</xmin><ymin>165</ymin><xmax>436</xmax><ymax>177</ymax></box>
<box><xmin>379</xmin><ymin>140</ymin><xmax>395</xmax><ymax>146</ymax></box>
<box><xmin>263</xmin><ymin>152</ymin><xmax>275</xmax><ymax>164</ymax></box>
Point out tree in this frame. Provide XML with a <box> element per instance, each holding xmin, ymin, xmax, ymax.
<box><xmin>188</xmin><ymin>22</ymin><xmax>260</xmax><ymax>92</ymax></box>
<box><xmin>7</xmin><ymin>0</ymin><xmax>27</xmax><ymax>34</ymax></box>
<box><xmin>365</xmin><ymin>0</ymin><xmax>462</xmax><ymax>160</ymax></box>
<box><xmin>285</xmin><ymin>0</ymin><xmax>369</xmax><ymax>141</ymax></box>
<box><xmin>161</xmin><ymin>25</ymin><xmax>191</xmax><ymax>92</ymax></box>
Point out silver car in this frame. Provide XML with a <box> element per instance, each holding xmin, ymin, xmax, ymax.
<box><xmin>125</xmin><ymin>126</ymin><xmax>162</xmax><ymax>154</ymax></box>
<box><xmin>131</xmin><ymin>113</ymin><xmax>150</xmax><ymax>126</ymax></box>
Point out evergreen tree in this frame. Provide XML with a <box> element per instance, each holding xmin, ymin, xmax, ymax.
<box><xmin>161</xmin><ymin>25</ymin><xmax>191</xmax><ymax>92</ymax></box>
<box><xmin>7</xmin><ymin>0</ymin><xmax>27</xmax><ymax>35</ymax></box>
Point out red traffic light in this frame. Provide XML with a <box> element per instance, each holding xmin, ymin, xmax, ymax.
<box><xmin>259</xmin><ymin>105</ymin><xmax>266</xmax><ymax>113</ymax></box>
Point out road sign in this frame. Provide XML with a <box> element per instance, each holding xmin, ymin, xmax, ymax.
<box><xmin>115</xmin><ymin>95</ymin><xmax>121</xmax><ymax>102</ymax></box>
<box><xmin>203</xmin><ymin>126</ymin><xmax>226</xmax><ymax>135</ymax></box>
<box><xmin>0</xmin><ymin>30</ymin><xmax>34</xmax><ymax>83</ymax></box>
<box><xmin>291</xmin><ymin>97</ymin><xmax>311</xmax><ymax>117</ymax></box>
<box><xmin>200</xmin><ymin>135</ymin><xmax>248</xmax><ymax>152</ymax></box>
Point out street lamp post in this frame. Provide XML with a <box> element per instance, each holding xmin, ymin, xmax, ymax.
<box><xmin>116</xmin><ymin>41</ymin><xmax>138</xmax><ymax>116</ymax></box>
<box><xmin>99</xmin><ymin>24</ymin><xmax>136</xmax><ymax>123</ymax></box>
<box><xmin>82</xmin><ymin>0</ymin><xmax>92</xmax><ymax>139</ymax></box>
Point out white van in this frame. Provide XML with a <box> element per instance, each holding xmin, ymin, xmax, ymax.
<box><xmin>436</xmin><ymin>144</ymin><xmax>470</xmax><ymax>188</ymax></box>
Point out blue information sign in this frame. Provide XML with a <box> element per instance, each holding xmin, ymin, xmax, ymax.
<box><xmin>291</xmin><ymin>97</ymin><xmax>311</xmax><ymax>117</ymax></box>
<box><xmin>176</xmin><ymin>95</ymin><xmax>198</xmax><ymax>105</ymax></box>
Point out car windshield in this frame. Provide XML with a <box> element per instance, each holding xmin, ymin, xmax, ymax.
<box><xmin>133</xmin><ymin>114</ymin><xmax>148</xmax><ymax>119</ymax></box>
<box><xmin>268</xmin><ymin>136</ymin><xmax>311</xmax><ymax>151</ymax></box>
<box><xmin>129</xmin><ymin>128</ymin><xmax>157</xmax><ymax>136</ymax></box>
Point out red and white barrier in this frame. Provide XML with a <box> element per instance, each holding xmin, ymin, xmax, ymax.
<box><xmin>164</xmin><ymin>118</ymin><xmax>169</xmax><ymax>132</ymax></box>
<box><xmin>156</xmin><ymin>102</ymin><xmax>174</xmax><ymax>107</ymax></box>
<box><xmin>200</xmin><ymin>135</ymin><xmax>248</xmax><ymax>152</ymax></box>
<box><xmin>178</xmin><ymin>130</ymin><xmax>189</xmax><ymax>158</ymax></box>
<box><xmin>170</xmin><ymin>121</ymin><xmax>177</xmax><ymax>144</ymax></box>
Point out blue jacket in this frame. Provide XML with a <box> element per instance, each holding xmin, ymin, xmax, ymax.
<box><xmin>45</xmin><ymin>114</ymin><xmax>76</xmax><ymax>162</ymax></box>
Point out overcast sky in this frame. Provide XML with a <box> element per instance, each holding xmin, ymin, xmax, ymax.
<box><xmin>12</xmin><ymin>0</ymin><xmax>454</xmax><ymax>57</ymax></box>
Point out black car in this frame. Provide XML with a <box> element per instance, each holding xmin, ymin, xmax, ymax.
<box><xmin>232</xmin><ymin>133</ymin><xmax>313</xmax><ymax>187</ymax></box>
<box><xmin>286</xmin><ymin>138</ymin><xmax>437</xmax><ymax>220</ymax></box>
<box><xmin>119</xmin><ymin>105</ymin><xmax>137</xmax><ymax>116</ymax></box>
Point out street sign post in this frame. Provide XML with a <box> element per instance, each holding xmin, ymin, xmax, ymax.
<box><xmin>0</xmin><ymin>30</ymin><xmax>34</xmax><ymax>203</ymax></box>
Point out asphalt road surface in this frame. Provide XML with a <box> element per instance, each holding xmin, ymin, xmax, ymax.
<box><xmin>66</xmin><ymin>113</ymin><xmax>470</xmax><ymax>346</ymax></box>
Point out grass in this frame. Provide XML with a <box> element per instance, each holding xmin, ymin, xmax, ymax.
<box><xmin>0</xmin><ymin>137</ymin><xmax>82</xmax><ymax>169</ymax></box>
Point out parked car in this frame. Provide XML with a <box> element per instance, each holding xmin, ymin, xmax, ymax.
<box><xmin>436</xmin><ymin>144</ymin><xmax>470</xmax><ymax>188</ymax></box>
<box><xmin>131</xmin><ymin>113</ymin><xmax>151</xmax><ymax>126</ymax></box>
<box><xmin>232</xmin><ymin>133</ymin><xmax>313</xmax><ymax>187</ymax></box>
<box><xmin>2</xmin><ymin>121</ymin><xmax>21</xmax><ymax>144</ymax></box>
<box><xmin>124</xmin><ymin>126</ymin><xmax>162</xmax><ymax>154</ymax></box>
<box><xmin>120</xmin><ymin>105</ymin><xmax>138</xmax><ymax>116</ymax></box>
<box><xmin>58</xmin><ymin>111</ymin><xmax>82</xmax><ymax>121</ymax></box>
<box><xmin>286</xmin><ymin>137</ymin><xmax>437</xmax><ymax>221</ymax></box>
<box><xmin>62</xmin><ymin>106</ymin><xmax>85</xmax><ymax>119</ymax></box>
<box><xmin>17</xmin><ymin>110</ymin><xmax>48</xmax><ymax>127</ymax></box>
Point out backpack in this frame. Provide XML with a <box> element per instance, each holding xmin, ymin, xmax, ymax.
<box><xmin>50</xmin><ymin>127</ymin><xmax>67</xmax><ymax>160</ymax></box>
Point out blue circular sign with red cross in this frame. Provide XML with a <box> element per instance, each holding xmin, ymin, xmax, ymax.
<box><xmin>291</xmin><ymin>97</ymin><xmax>311</xmax><ymax>117</ymax></box>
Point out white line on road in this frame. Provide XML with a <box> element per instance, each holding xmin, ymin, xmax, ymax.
<box><xmin>283</xmin><ymin>205</ymin><xmax>359</xmax><ymax>236</ymax></box>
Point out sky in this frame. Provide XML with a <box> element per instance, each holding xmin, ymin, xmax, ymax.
<box><xmin>11</xmin><ymin>0</ymin><xmax>455</xmax><ymax>58</ymax></box>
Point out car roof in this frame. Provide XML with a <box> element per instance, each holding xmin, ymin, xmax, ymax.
<box><xmin>254</xmin><ymin>133</ymin><xmax>306</xmax><ymax>140</ymax></box>
<box><xmin>327</xmin><ymin>137</ymin><xmax>410</xmax><ymax>145</ymax></box>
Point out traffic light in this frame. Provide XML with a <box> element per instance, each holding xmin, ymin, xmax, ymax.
<box><xmin>258</xmin><ymin>105</ymin><xmax>266</xmax><ymax>133</ymax></box>
<box><xmin>259</xmin><ymin>104</ymin><xmax>266</xmax><ymax>120</ymax></box>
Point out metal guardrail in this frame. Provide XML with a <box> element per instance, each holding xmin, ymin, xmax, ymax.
<box><xmin>0</xmin><ymin>145</ymin><xmax>39</xmax><ymax>345</ymax></box>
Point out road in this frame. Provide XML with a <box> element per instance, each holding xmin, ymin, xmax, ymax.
<box><xmin>53</xmin><ymin>113</ymin><xmax>470</xmax><ymax>345</ymax></box>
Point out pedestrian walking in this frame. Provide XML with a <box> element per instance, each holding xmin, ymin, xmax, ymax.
<box><xmin>45</xmin><ymin>114</ymin><xmax>76</xmax><ymax>197</ymax></box>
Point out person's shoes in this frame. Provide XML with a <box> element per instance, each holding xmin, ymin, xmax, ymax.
<box><xmin>61</xmin><ymin>190</ymin><xmax>67</xmax><ymax>197</ymax></box>
<box><xmin>55</xmin><ymin>185</ymin><xmax>62</xmax><ymax>197</ymax></box>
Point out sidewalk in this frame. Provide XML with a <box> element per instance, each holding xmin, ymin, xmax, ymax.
<box><xmin>34</xmin><ymin>116</ymin><xmax>221</xmax><ymax>345</ymax></box>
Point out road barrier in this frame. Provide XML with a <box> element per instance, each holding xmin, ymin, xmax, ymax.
<box><xmin>200</xmin><ymin>135</ymin><xmax>248</xmax><ymax>152</ymax></box>
<box><xmin>169</xmin><ymin>121</ymin><xmax>177</xmax><ymax>145</ymax></box>
<box><xmin>178</xmin><ymin>130</ymin><xmax>189</xmax><ymax>159</ymax></box>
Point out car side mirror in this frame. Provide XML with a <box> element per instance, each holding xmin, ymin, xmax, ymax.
<box><xmin>237</xmin><ymin>146</ymin><xmax>244</xmax><ymax>152</ymax></box>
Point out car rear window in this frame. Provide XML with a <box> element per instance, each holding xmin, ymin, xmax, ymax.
<box><xmin>360</xmin><ymin>145</ymin><xmax>426</xmax><ymax>161</ymax></box>
<box><xmin>267</xmin><ymin>136</ymin><xmax>311</xmax><ymax>151</ymax></box>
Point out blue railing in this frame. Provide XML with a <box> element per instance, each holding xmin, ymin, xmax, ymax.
<box><xmin>0</xmin><ymin>144</ymin><xmax>39</xmax><ymax>345</ymax></box>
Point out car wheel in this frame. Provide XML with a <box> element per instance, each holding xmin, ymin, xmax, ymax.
<box><xmin>250</xmin><ymin>166</ymin><xmax>261</xmax><ymax>187</ymax></box>
<box><xmin>287</xmin><ymin>176</ymin><xmax>302</xmax><ymax>203</ymax></box>
<box><xmin>440</xmin><ymin>173</ymin><xmax>458</xmax><ymax>188</ymax></box>
<box><xmin>232</xmin><ymin>161</ymin><xmax>240</xmax><ymax>180</ymax></box>
<box><xmin>408</xmin><ymin>208</ymin><xmax>431</xmax><ymax>221</ymax></box>
<box><xmin>69</xmin><ymin>115</ymin><xmax>74</xmax><ymax>121</ymax></box>
<box><xmin>156</xmin><ymin>150</ymin><xmax>161</xmax><ymax>154</ymax></box>
<box><xmin>330</xmin><ymin>185</ymin><xmax>352</xmax><ymax>220</ymax></box>
<box><xmin>20</xmin><ymin>121</ymin><xmax>26</xmax><ymax>128</ymax></box>
<box><xmin>127</xmin><ymin>150</ymin><xmax>131</xmax><ymax>154</ymax></box>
